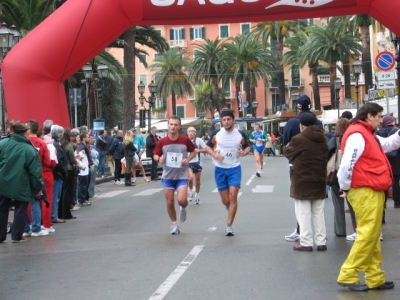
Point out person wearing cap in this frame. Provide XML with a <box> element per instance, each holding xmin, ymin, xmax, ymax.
<box><xmin>377</xmin><ymin>115</ymin><xmax>400</xmax><ymax>209</ymax></box>
<box><xmin>284</xmin><ymin>113</ymin><xmax>328</xmax><ymax>252</ymax></box>
<box><xmin>186</xmin><ymin>127</ymin><xmax>207</xmax><ymax>204</ymax></box>
<box><xmin>249</xmin><ymin>123</ymin><xmax>268</xmax><ymax>177</ymax></box>
<box><xmin>337</xmin><ymin>103</ymin><xmax>400</xmax><ymax>291</ymax></box>
<box><xmin>0</xmin><ymin>121</ymin><xmax>44</xmax><ymax>243</ymax></box>
<box><xmin>131</xmin><ymin>128</ymin><xmax>150</xmax><ymax>183</ymax></box>
<box><xmin>153</xmin><ymin>116</ymin><xmax>196</xmax><ymax>235</ymax></box>
<box><xmin>146</xmin><ymin>126</ymin><xmax>160</xmax><ymax>181</ymax></box>
<box><xmin>96</xmin><ymin>130</ymin><xmax>108</xmax><ymax>177</ymax></box>
<box><xmin>205</xmin><ymin>110</ymin><xmax>251</xmax><ymax>236</ymax></box>
<box><xmin>282</xmin><ymin>94</ymin><xmax>323</xmax><ymax>242</ymax></box>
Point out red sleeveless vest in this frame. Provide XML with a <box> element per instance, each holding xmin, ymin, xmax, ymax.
<box><xmin>341</xmin><ymin>120</ymin><xmax>392</xmax><ymax>191</ymax></box>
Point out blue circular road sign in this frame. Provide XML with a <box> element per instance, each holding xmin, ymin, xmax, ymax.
<box><xmin>375</xmin><ymin>51</ymin><xmax>395</xmax><ymax>71</ymax></box>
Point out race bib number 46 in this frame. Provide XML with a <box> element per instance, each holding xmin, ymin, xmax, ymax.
<box><xmin>166</xmin><ymin>152</ymin><xmax>183</xmax><ymax>168</ymax></box>
<box><xmin>220</xmin><ymin>149</ymin><xmax>238</xmax><ymax>164</ymax></box>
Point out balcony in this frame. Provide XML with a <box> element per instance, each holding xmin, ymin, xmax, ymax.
<box><xmin>168</xmin><ymin>40</ymin><xmax>187</xmax><ymax>48</ymax></box>
<box><xmin>225</xmin><ymin>91</ymin><xmax>235</xmax><ymax>100</ymax></box>
<box><xmin>317</xmin><ymin>75</ymin><xmax>330</xmax><ymax>83</ymax></box>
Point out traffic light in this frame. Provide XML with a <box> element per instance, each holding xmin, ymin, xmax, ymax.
<box><xmin>139</xmin><ymin>110</ymin><xmax>146</xmax><ymax>128</ymax></box>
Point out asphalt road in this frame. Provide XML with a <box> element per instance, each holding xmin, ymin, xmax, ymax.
<box><xmin>1</xmin><ymin>155</ymin><xmax>399</xmax><ymax>300</ymax></box>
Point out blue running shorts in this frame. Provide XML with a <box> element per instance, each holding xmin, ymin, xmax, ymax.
<box><xmin>189</xmin><ymin>163</ymin><xmax>203</xmax><ymax>174</ymax></box>
<box><xmin>161</xmin><ymin>179</ymin><xmax>189</xmax><ymax>190</ymax></box>
<box><xmin>215</xmin><ymin>165</ymin><xmax>242</xmax><ymax>192</ymax></box>
<box><xmin>253</xmin><ymin>145</ymin><xmax>265</xmax><ymax>154</ymax></box>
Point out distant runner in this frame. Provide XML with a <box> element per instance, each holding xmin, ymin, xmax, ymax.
<box><xmin>249</xmin><ymin>123</ymin><xmax>267</xmax><ymax>177</ymax></box>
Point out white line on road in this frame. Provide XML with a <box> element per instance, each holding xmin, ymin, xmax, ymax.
<box><xmin>246</xmin><ymin>174</ymin><xmax>256</xmax><ymax>186</ymax></box>
<box><xmin>133</xmin><ymin>188</ymin><xmax>163</xmax><ymax>196</ymax></box>
<box><xmin>251</xmin><ymin>185</ymin><xmax>274</xmax><ymax>193</ymax></box>
<box><xmin>148</xmin><ymin>245</ymin><xmax>205</xmax><ymax>300</ymax></box>
<box><xmin>99</xmin><ymin>190</ymin><xmax>130</xmax><ymax>198</ymax></box>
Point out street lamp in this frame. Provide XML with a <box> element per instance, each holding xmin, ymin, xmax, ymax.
<box><xmin>0</xmin><ymin>23</ymin><xmax>22</xmax><ymax>137</ymax></box>
<box><xmin>253</xmin><ymin>99</ymin><xmax>259</xmax><ymax>125</ymax></box>
<box><xmin>81</xmin><ymin>63</ymin><xmax>93</xmax><ymax>127</ymax></box>
<box><xmin>390</xmin><ymin>30</ymin><xmax>400</xmax><ymax>122</ymax></box>
<box><xmin>335</xmin><ymin>78</ymin><xmax>342</xmax><ymax>120</ymax></box>
<box><xmin>138</xmin><ymin>80</ymin><xmax>158</xmax><ymax>134</ymax></box>
<box><xmin>96</xmin><ymin>62</ymin><xmax>110</xmax><ymax>119</ymax></box>
<box><xmin>352</xmin><ymin>58</ymin><xmax>362</xmax><ymax>111</ymax></box>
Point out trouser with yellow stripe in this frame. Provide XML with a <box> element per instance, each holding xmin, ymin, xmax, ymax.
<box><xmin>337</xmin><ymin>187</ymin><xmax>386</xmax><ymax>288</ymax></box>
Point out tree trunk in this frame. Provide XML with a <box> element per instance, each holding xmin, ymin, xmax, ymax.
<box><xmin>211</xmin><ymin>75</ymin><xmax>220</xmax><ymax>111</ymax></box>
<box><xmin>343</xmin><ymin>60</ymin><xmax>351</xmax><ymax>100</ymax></box>
<box><xmin>276</xmin><ymin>38</ymin><xmax>286</xmax><ymax>106</ymax></box>
<box><xmin>310</xmin><ymin>63</ymin><xmax>321</xmax><ymax>110</ymax></box>
<box><xmin>123</xmin><ymin>26</ymin><xmax>136</xmax><ymax>131</ymax></box>
<box><xmin>171</xmin><ymin>90</ymin><xmax>177</xmax><ymax>116</ymax></box>
<box><xmin>361</xmin><ymin>23</ymin><xmax>373</xmax><ymax>93</ymax></box>
<box><xmin>330</xmin><ymin>61</ymin><xmax>337</xmax><ymax>108</ymax></box>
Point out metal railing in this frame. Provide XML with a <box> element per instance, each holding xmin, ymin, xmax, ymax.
<box><xmin>168</xmin><ymin>40</ymin><xmax>187</xmax><ymax>48</ymax></box>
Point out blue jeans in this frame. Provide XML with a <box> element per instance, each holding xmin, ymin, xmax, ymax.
<box><xmin>24</xmin><ymin>199</ymin><xmax>42</xmax><ymax>233</ymax></box>
<box><xmin>52</xmin><ymin>179</ymin><xmax>63</xmax><ymax>221</ymax></box>
<box><xmin>98</xmin><ymin>151</ymin><xmax>106</xmax><ymax>175</ymax></box>
<box><xmin>88</xmin><ymin>166</ymin><xmax>97</xmax><ymax>197</ymax></box>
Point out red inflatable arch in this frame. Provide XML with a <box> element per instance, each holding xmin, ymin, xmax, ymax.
<box><xmin>2</xmin><ymin>0</ymin><xmax>400</xmax><ymax>127</ymax></box>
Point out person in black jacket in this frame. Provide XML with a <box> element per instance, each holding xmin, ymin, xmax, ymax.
<box><xmin>123</xmin><ymin>130</ymin><xmax>137</xmax><ymax>186</ymax></box>
<box><xmin>108</xmin><ymin>130</ymin><xmax>124</xmax><ymax>185</ymax></box>
<box><xmin>146</xmin><ymin>126</ymin><xmax>159</xmax><ymax>180</ymax></box>
<box><xmin>377</xmin><ymin>115</ymin><xmax>400</xmax><ymax>208</ymax></box>
<box><xmin>96</xmin><ymin>130</ymin><xmax>108</xmax><ymax>177</ymax></box>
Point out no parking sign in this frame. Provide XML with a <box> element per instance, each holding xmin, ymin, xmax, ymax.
<box><xmin>375</xmin><ymin>51</ymin><xmax>396</xmax><ymax>71</ymax></box>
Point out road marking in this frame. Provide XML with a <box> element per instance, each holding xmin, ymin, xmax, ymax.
<box><xmin>207</xmin><ymin>226</ymin><xmax>217</xmax><ymax>232</ymax></box>
<box><xmin>148</xmin><ymin>245</ymin><xmax>204</xmax><ymax>300</ymax></box>
<box><xmin>251</xmin><ymin>185</ymin><xmax>274</xmax><ymax>193</ymax></box>
<box><xmin>133</xmin><ymin>188</ymin><xmax>163</xmax><ymax>196</ymax></box>
<box><xmin>99</xmin><ymin>190</ymin><xmax>130</xmax><ymax>198</ymax></box>
<box><xmin>246</xmin><ymin>174</ymin><xmax>256</xmax><ymax>185</ymax></box>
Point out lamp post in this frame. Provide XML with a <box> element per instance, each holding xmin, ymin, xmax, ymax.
<box><xmin>0</xmin><ymin>22</ymin><xmax>22</xmax><ymax>137</ymax></box>
<box><xmin>352</xmin><ymin>58</ymin><xmax>362</xmax><ymax>111</ymax></box>
<box><xmin>390</xmin><ymin>31</ymin><xmax>400</xmax><ymax>122</ymax></box>
<box><xmin>252</xmin><ymin>99</ymin><xmax>259</xmax><ymax>126</ymax></box>
<box><xmin>96</xmin><ymin>63</ymin><xmax>110</xmax><ymax>119</ymax></box>
<box><xmin>138</xmin><ymin>80</ymin><xmax>157</xmax><ymax>133</ymax></box>
<box><xmin>335</xmin><ymin>78</ymin><xmax>342</xmax><ymax>120</ymax></box>
<box><xmin>81</xmin><ymin>63</ymin><xmax>92</xmax><ymax>127</ymax></box>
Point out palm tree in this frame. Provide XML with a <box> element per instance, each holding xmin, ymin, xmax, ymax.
<box><xmin>192</xmin><ymin>80</ymin><xmax>226</xmax><ymax>116</ymax></box>
<box><xmin>283</xmin><ymin>29</ymin><xmax>322</xmax><ymax>110</ymax></box>
<box><xmin>189</xmin><ymin>38</ymin><xmax>226</xmax><ymax>112</ymax></box>
<box><xmin>220</xmin><ymin>34</ymin><xmax>275</xmax><ymax>112</ymax></box>
<box><xmin>253</xmin><ymin>20</ymin><xmax>307</xmax><ymax>106</ymax></box>
<box><xmin>303</xmin><ymin>24</ymin><xmax>362</xmax><ymax>108</ymax></box>
<box><xmin>149</xmin><ymin>47</ymin><xmax>193</xmax><ymax>116</ymax></box>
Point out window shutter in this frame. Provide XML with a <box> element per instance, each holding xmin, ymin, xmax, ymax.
<box><xmin>170</xmin><ymin>29</ymin><xmax>173</xmax><ymax>40</ymax></box>
<box><xmin>202</xmin><ymin>27</ymin><xmax>205</xmax><ymax>39</ymax></box>
<box><xmin>163</xmin><ymin>99</ymin><xmax>167</xmax><ymax>110</ymax></box>
<box><xmin>190</xmin><ymin>28</ymin><xmax>194</xmax><ymax>40</ymax></box>
<box><xmin>181</xmin><ymin>28</ymin><xmax>185</xmax><ymax>39</ymax></box>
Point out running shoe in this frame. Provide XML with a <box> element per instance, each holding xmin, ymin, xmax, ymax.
<box><xmin>179</xmin><ymin>207</ymin><xmax>187</xmax><ymax>223</ymax></box>
<box><xmin>346</xmin><ymin>231</ymin><xmax>357</xmax><ymax>241</ymax></box>
<box><xmin>260</xmin><ymin>167</ymin><xmax>263</xmax><ymax>174</ymax></box>
<box><xmin>132</xmin><ymin>177</ymin><xmax>137</xmax><ymax>183</ymax></box>
<box><xmin>194</xmin><ymin>193</ymin><xmax>200</xmax><ymax>205</ymax></box>
<box><xmin>187</xmin><ymin>191</ymin><xmax>193</xmax><ymax>201</ymax></box>
<box><xmin>380</xmin><ymin>232</ymin><xmax>383</xmax><ymax>241</ymax></box>
<box><xmin>225</xmin><ymin>204</ymin><xmax>230</xmax><ymax>211</ymax></box>
<box><xmin>170</xmin><ymin>223</ymin><xmax>180</xmax><ymax>235</ymax></box>
<box><xmin>144</xmin><ymin>177</ymin><xmax>150</xmax><ymax>183</ymax></box>
<box><xmin>256</xmin><ymin>172</ymin><xmax>261</xmax><ymax>177</ymax></box>
<box><xmin>42</xmin><ymin>226</ymin><xmax>55</xmax><ymax>233</ymax></box>
<box><xmin>225</xmin><ymin>225</ymin><xmax>234</xmax><ymax>236</ymax></box>
<box><xmin>285</xmin><ymin>228</ymin><xmax>300</xmax><ymax>242</ymax></box>
<box><xmin>31</xmin><ymin>230</ymin><xmax>49</xmax><ymax>237</ymax></box>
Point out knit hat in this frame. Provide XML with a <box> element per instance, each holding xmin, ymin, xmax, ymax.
<box><xmin>11</xmin><ymin>121</ymin><xmax>30</xmax><ymax>133</ymax></box>
<box><xmin>382</xmin><ymin>115</ymin><xmax>395</xmax><ymax>126</ymax></box>
<box><xmin>296</xmin><ymin>95</ymin><xmax>311</xmax><ymax>110</ymax></box>
<box><xmin>299</xmin><ymin>113</ymin><xmax>316</xmax><ymax>127</ymax></box>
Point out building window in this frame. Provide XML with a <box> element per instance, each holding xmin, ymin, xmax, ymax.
<box><xmin>291</xmin><ymin>66</ymin><xmax>300</xmax><ymax>86</ymax></box>
<box><xmin>155</xmin><ymin>29</ymin><xmax>162</xmax><ymax>36</ymax></box>
<box><xmin>154</xmin><ymin>53</ymin><xmax>162</xmax><ymax>62</ymax></box>
<box><xmin>223</xmin><ymin>81</ymin><xmax>230</xmax><ymax>92</ymax></box>
<box><xmin>138</xmin><ymin>54</ymin><xmax>146</xmax><ymax>64</ymax></box>
<box><xmin>190</xmin><ymin>27</ymin><xmax>205</xmax><ymax>40</ymax></box>
<box><xmin>177</xmin><ymin>106</ymin><xmax>185</xmax><ymax>118</ymax></box>
<box><xmin>241</xmin><ymin>23</ymin><xmax>250</xmax><ymax>35</ymax></box>
<box><xmin>220</xmin><ymin>25</ymin><xmax>229</xmax><ymax>38</ymax></box>
<box><xmin>139</xmin><ymin>74</ymin><xmax>147</xmax><ymax>86</ymax></box>
<box><xmin>272</xmin><ymin>94</ymin><xmax>280</xmax><ymax>113</ymax></box>
<box><xmin>170</xmin><ymin>28</ymin><xmax>185</xmax><ymax>40</ymax></box>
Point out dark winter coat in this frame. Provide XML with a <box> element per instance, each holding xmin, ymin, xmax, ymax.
<box><xmin>377</xmin><ymin>125</ymin><xmax>400</xmax><ymax>175</ymax></box>
<box><xmin>123</xmin><ymin>142</ymin><xmax>137</xmax><ymax>157</ymax></box>
<box><xmin>284</xmin><ymin>125</ymin><xmax>327</xmax><ymax>200</ymax></box>
<box><xmin>108</xmin><ymin>136</ymin><xmax>124</xmax><ymax>159</ymax></box>
<box><xmin>146</xmin><ymin>134</ymin><xmax>158</xmax><ymax>158</ymax></box>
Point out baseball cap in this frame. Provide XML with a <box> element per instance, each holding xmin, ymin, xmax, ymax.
<box><xmin>130</xmin><ymin>128</ymin><xmax>136</xmax><ymax>132</ymax></box>
<box><xmin>187</xmin><ymin>127</ymin><xmax>196</xmax><ymax>132</ymax></box>
<box><xmin>296</xmin><ymin>95</ymin><xmax>311</xmax><ymax>111</ymax></box>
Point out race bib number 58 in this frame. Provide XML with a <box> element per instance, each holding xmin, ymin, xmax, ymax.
<box><xmin>166</xmin><ymin>152</ymin><xmax>183</xmax><ymax>168</ymax></box>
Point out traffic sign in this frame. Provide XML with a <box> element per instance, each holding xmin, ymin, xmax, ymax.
<box><xmin>242</xmin><ymin>101</ymin><xmax>249</xmax><ymax>108</ymax></box>
<box><xmin>375</xmin><ymin>51</ymin><xmax>396</xmax><ymax>71</ymax></box>
<box><xmin>377</xmin><ymin>71</ymin><xmax>396</xmax><ymax>90</ymax></box>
